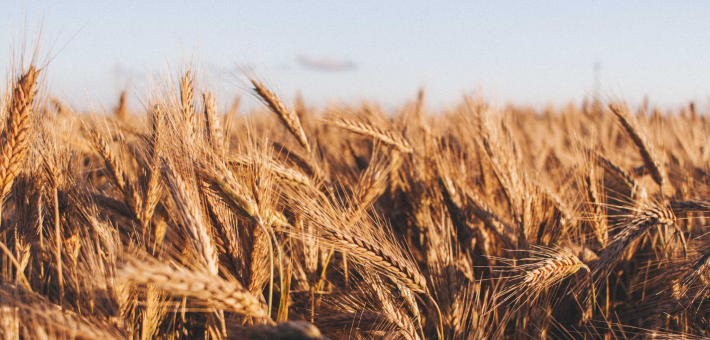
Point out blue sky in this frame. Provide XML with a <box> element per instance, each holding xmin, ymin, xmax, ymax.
<box><xmin>3</xmin><ymin>1</ymin><xmax>710</xmax><ymax>112</ymax></box>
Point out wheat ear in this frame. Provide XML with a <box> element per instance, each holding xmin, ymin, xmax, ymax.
<box><xmin>327</xmin><ymin>229</ymin><xmax>426</xmax><ymax>293</ymax></box>
<box><xmin>585</xmin><ymin>168</ymin><xmax>608</xmax><ymax>247</ymax></box>
<box><xmin>522</xmin><ymin>250</ymin><xmax>589</xmax><ymax>286</ymax></box>
<box><xmin>588</xmin><ymin>148</ymin><xmax>637</xmax><ymax>190</ymax></box>
<box><xmin>85</xmin><ymin>127</ymin><xmax>127</xmax><ymax>193</ymax></box>
<box><xmin>592</xmin><ymin>202</ymin><xmax>675</xmax><ymax>282</ymax></box>
<box><xmin>250</xmin><ymin>78</ymin><xmax>311</xmax><ymax>152</ymax></box>
<box><xmin>369</xmin><ymin>276</ymin><xmax>421</xmax><ymax>340</ymax></box>
<box><xmin>115</xmin><ymin>90</ymin><xmax>127</xmax><ymax>121</ymax></box>
<box><xmin>230</xmin><ymin>155</ymin><xmax>312</xmax><ymax>188</ymax></box>
<box><xmin>140</xmin><ymin>106</ymin><xmax>164</xmax><ymax>231</ymax></box>
<box><xmin>610</xmin><ymin>105</ymin><xmax>665</xmax><ymax>189</ymax></box>
<box><xmin>163</xmin><ymin>163</ymin><xmax>219</xmax><ymax>276</ymax></box>
<box><xmin>679</xmin><ymin>241</ymin><xmax>710</xmax><ymax>297</ymax></box>
<box><xmin>0</xmin><ymin>66</ymin><xmax>39</xmax><ymax>199</ymax></box>
<box><xmin>50</xmin><ymin>97</ymin><xmax>70</xmax><ymax>116</ymax></box>
<box><xmin>4</xmin><ymin>297</ymin><xmax>127</xmax><ymax>340</ymax></box>
<box><xmin>120</xmin><ymin>258</ymin><xmax>267</xmax><ymax>318</ymax></box>
<box><xmin>84</xmin><ymin>127</ymin><xmax>140</xmax><ymax>220</ymax></box>
<box><xmin>194</xmin><ymin>163</ymin><xmax>259</xmax><ymax>222</ymax></box>
<box><xmin>180</xmin><ymin>71</ymin><xmax>195</xmax><ymax>138</ymax></box>
<box><xmin>328</xmin><ymin>117</ymin><xmax>412</xmax><ymax>153</ymax></box>
<box><xmin>202</xmin><ymin>92</ymin><xmax>223</xmax><ymax>152</ymax></box>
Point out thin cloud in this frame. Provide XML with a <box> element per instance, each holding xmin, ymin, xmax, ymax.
<box><xmin>297</xmin><ymin>55</ymin><xmax>357</xmax><ymax>72</ymax></box>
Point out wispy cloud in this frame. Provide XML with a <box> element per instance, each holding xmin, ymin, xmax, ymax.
<box><xmin>297</xmin><ymin>55</ymin><xmax>357</xmax><ymax>72</ymax></box>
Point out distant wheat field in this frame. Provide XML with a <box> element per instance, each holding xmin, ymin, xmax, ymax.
<box><xmin>0</xmin><ymin>55</ymin><xmax>709</xmax><ymax>340</ymax></box>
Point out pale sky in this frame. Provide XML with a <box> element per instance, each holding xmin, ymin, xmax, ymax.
<box><xmin>3</xmin><ymin>1</ymin><xmax>710</xmax><ymax>112</ymax></box>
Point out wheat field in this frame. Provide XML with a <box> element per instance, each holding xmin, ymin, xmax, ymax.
<box><xmin>1</xmin><ymin>55</ymin><xmax>710</xmax><ymax>340</ymax></box>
